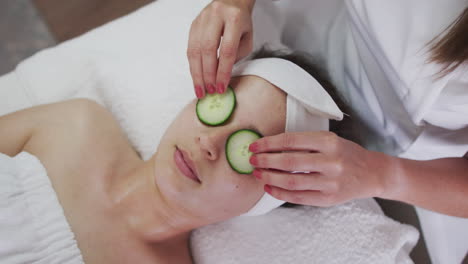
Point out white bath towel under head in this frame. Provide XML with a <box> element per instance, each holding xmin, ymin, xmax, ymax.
<box><xmin>0</xmin><ymin>152</ymin><xmax>83</xmax><ymax>264</ymax></box>
<box><xmin>191</xmin><ymin>199</ymin><xmax>419</xmax><ymax>264</ymax></box>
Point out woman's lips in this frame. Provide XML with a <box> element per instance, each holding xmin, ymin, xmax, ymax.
<box><xmin>174</xmin><ymin>147</ymin><xmax>201</xmax><ymax>183</ymax></box>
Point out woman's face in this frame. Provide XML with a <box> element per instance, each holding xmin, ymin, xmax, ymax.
<box><xmin>153</xmin><ymin>75</ymin><xmax>286</xmax><ymax>223</ymax></box>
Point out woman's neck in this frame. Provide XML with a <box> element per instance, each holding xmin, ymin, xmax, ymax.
<box><xmin>107</xmin><ymin>155</ymin><xmax>199</xmax><ymax>243</ymax></box>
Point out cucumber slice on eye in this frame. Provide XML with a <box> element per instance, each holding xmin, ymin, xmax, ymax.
<box><xmin>226</xmin><ymin>129</ymin><xmax>262</xmax><ymax>174</ymax></box>
<box><xmin>196</xmin><ymin>86</ymin><xmax>236</xmax><ymax>126</ymax></box>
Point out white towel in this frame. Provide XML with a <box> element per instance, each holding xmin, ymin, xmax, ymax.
<box><xmin>191</xmin><ymin>199</ymin><xmax>419</xmax><ymax>264</ymax></box>
<box><xmin>0</xmin><ymin>152</ymin><xmax>83</xmax><ymax>263</ymax></box>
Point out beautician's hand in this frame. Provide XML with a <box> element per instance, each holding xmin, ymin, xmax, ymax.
<box><xmin>249</xmin><ymin>131</ymin><xmax>391</xmax><ymax>206</ymax></box>
<box><xmin>187</xmin><ymin>0</ymin><xmax>255</xmax><ymax>98</ymax></box>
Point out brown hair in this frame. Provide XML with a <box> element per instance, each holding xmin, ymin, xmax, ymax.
<box><xmin>429</xmin><ymin>8</ymin><xmax>468</xmax><ymax>76</ymax></box>
<box><xmin>250</xmin><ymin>46</ymin><xmax>361</xmax><ymax>145</ymax></box>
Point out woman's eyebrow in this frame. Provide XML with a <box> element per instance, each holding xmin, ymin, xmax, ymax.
<box><xmin>246</xmin><ymin>124</ymin><xmax>263</xmax><ymax>136</ymax></box>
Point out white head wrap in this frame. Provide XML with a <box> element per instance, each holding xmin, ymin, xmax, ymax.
<box><xmin>231</xmin><ymin>58</ymin><xmax>344</xmax><ymax>216</ymax></box>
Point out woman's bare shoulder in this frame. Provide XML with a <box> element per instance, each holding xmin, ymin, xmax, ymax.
<box><xmin>22</xmin><ymin>98</ymin><xmax>137</xmax><ymax>177</ymax></box>
<box><xmin>23</xmin><ymin>99</ymin><xmax>119</xmax><ymax>150</ymax></box>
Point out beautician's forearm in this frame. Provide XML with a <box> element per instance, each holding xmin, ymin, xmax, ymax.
<box><xmin>377</xmin><ymin>154</ymin><xmax>468</xmax><ymax>218</ymax></box>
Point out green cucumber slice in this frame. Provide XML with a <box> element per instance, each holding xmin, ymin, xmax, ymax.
<box><xmin>226</xmin><ymin>129</ymin><xmax>262</xmax><ymax>174</ymax></box>
<box><xmin>196</xmin><ymin>86</ymin><xmax>236</xmax><ymax>126</ymax></box>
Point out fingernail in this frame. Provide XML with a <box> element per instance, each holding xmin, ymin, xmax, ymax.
<box><xmin>264</xmin><ymin>185</ymin><xmax>272</xmax><ymax>194</ymax></box>
<box><xmin>249</xmin><ymin>155</ymin><xmax>257</xmax><ymax>166</ymax></box>
<box><xmin>216</xmin><ymin>82</ymin><xmax>225</xmax><ymax>93</ymax></box>
<box><xmin>207</xmin><ymin>84</ymin><xmax>215</xmax><ymax>94</ymax></box>
<box><xmin>195</xmin><ymin>85</ymin><xmax>203</xmax><ymax>98</ymax></box>
<box><xmin>249</xmin><ymin>142</ymin><xmax>258</xmax><ymax>152</ymax></box>
<box><xmin>252</xmin><ymin>169</ymin><xmax>262</xmax><ymax>179</ymax></box>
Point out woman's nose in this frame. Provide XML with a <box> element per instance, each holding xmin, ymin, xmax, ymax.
<box><xmin>197</xmin><ymin>131</ymin><xmax>223</xmax><ymax>161</ymax></box>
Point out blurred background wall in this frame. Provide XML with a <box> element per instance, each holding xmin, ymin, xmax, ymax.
<box><xmin>0</xmin><ymin>0</ymin><xmax>153</xmax><ymax>75</ymax></box>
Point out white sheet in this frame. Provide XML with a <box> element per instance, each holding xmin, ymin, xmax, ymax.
<box><xmin>0</xmin><ymin>0</ymin><xmax>419</xmax><ymax>262</ymax></box>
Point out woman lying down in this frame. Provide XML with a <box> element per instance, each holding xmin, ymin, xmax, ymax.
<box><xmin>0</xmin><ymin>49</ymin><xmax>354</xmax><ymax>263</ymax></box>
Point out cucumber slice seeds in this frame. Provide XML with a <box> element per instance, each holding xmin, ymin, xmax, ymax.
<box><xmin>196</xmin><ymin>86</ymin><xmax>236</xmax><ymax>126</ymax></box>
<box><xmin>226</xmin><ymin>129</ymin><xmax>262</xmax><ymax>174</ymax></box>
